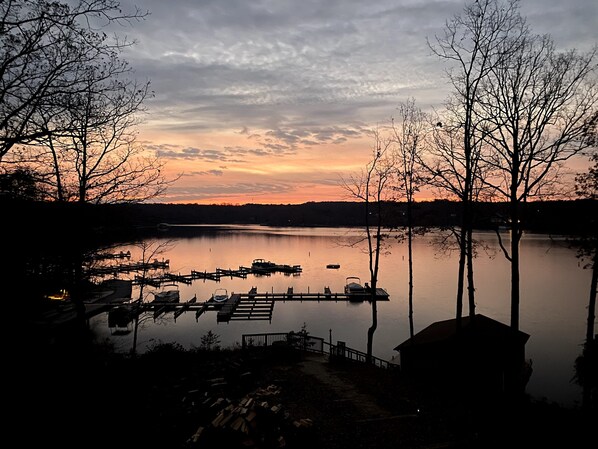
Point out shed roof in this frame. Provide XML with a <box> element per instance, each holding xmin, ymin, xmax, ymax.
<box><xmin>394</xmin><ymin>314</ymin><xmax>530</xmax><ymax>351</ymax></box>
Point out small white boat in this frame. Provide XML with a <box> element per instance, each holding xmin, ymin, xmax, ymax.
<box><xmin>153</xmin><ymin>283</ymin><xmax>180</xmax><ymax>303</ymax></box>
<box><xmin>211</xmin><ymin>288</ymin><xmax>228</xmax><ymax>303</ymax></box>
<box><xmin>345</xmin><ymin>277</ymin><xmax>368</xmax><ymax>303</ymax></box>
<box><xmin>344</xmin><ymin>277</ymin><xmax>365</xmax><ymax>295</ymax></box>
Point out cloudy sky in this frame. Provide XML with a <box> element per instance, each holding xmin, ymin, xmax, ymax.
<box><xmin>113</xmin><ymin>0</ymin><xmax>597</xmax><ymax>204</ymax></box>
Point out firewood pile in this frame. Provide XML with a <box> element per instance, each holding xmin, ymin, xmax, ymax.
<box><xmin>183</xmin><ymin>382</ymin><xmax>314</xmax><ymax>448</ymax></box>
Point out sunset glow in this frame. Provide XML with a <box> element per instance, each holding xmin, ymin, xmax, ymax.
<box><xmin>115</xmin><ymin>0</ymin><xmax>597</xmax><ymax>205</ymax></box>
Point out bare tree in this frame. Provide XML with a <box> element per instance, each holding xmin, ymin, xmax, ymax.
<box><xmin>0</xmin><ymin>0</ymin><xmax>149</xmax><ymax>160</ymax></box>
<box><xmin>478</xmin><ymin>28</ymin><xmax>598</xmax><ymax>330</ymax></box>
<box><xmin>570</xmin><ymin>150</ymin><xmax>598</xmax><ymax>410</ymax></box>
<box><xmin>390</xmin><ymin>98</ymin><xmax>429</xmax><ymax>338</ymax></box>
<box><xmin>36</xmin><ymin>67</ymin><xmax>169</xmax><ymax>203</ymax></box>
<box><xmin>131</xmin><ymin>239</ymin><xmax>175</xmax><ymax>356</ymax></box>
<box><xmin>0</xmin><ymin>167</ymin><xmax>42</xmax><ymax>200</ymax></box>
<box><xmin>340</xmin><ymin>130</ymin><xmax>395</xmax><ymax>363</ymax></box>
<box><xmin>424</xmin><ymin>114</ymin><xmax>490</xmax><ymax>324</ymax></box>
<box><xmin>1</xmin><ymin>1</ymin><xmax>173</xmax><ymax>204</ymax></box>
<box><xmin>428</xmin><ymin>0</ymin><xmax>524</xmax><ymax>328</ymax></box>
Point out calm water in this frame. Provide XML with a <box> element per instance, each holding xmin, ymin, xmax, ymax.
<box><xmin>89</xmin><ymin>225</ymin><xmax>592</xmax><ymax>408</ymax></box>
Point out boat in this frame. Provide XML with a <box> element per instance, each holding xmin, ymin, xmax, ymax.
<box><xmin>251</xmin><ymin>258</ymin><xmax>276</xmax><ymax>270</ymax></box>
<box><xmin>345</xmin><ymin>277</ymin><xmax>369</xmax><ymax>303</ymax></box>
<box><xmin>157</xmin><ymin>222</ymin><xmax>170</xmax><ymax>231</ymax></box>
<box><xmin>152</xmin><ymin>283</ymin><xmax>180</xmax><ymax>303</ymax></box>
<box><xmin>108</xmin><ymin>305</ymin><xmax>134</xmax><ymax>333</ymax></box>
<box><xmin>277</xmin><ymin>264</ymin><xmax>303</xmax><ymax>274</ymax></box>
<box><xmin>345</xmin><ymin>277</ymin><xmax>366</xmax><ymax>295</ymax></box>
<box><xmin>326</xmin><ymin>264</ymin><xmax>341</xmax><ymax>269</ymax></box>
<box><xmin>211</xmin><ymin>288</ymin><xmax>229</xmax><ymax>303</ymax></box>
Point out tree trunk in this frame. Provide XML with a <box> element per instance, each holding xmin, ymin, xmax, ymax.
<box><xmin>582</xmin><ymin>253</ymin><xmax>597</xmax><ymax>410</ymax></box>
<box><xmin>467</xmin><ymin>227</ymin><xmax>476</xmax><ymax>318</ymax></box>
<box><xmin>132</xmin><ymin>308</ymin><xmax>140</xmax><ymax>357</ymax></box>
<box><xmin>456</xmin><ymin>226</ymin><xmax>467</xmax><ymax>329</ymax></box>
<box><xmin>407</xmin><ymin>200</ymin><xmax>415</xmax><ymax>338</ymax></box>
<box><xmin>510</xmin><ymin>199</ymin><xmax>521</xmax><ymax>331</ymax></box>
<box><xmin>586</xmin><ymin>251</ymin><xmax>597</xmax><ymax>347</ymax></box>
<box><xmin>457</xmin><ymin>101</ymin><xmax>473</xmax><ymax>329</ymax></box>
<box><xmin>367</xmin><ymin>217</ymin><xmax>382</xmax><ymax>363</ymax></box>
<box><xmin>367</xmin><ymin>299</ymin><xmax>378</xmax><ymax>364</ymax></box>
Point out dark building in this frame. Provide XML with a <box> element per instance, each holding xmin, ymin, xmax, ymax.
<box><xmin>394</xmin><ymin>314</ymin><xmax>532</xmax><ymax>398</ymax></box>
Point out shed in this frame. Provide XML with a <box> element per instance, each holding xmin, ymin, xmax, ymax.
<box><xmin>394</xmin><ymin>314</ymin><xmax>531</xmax><ymax>397</ymax></box>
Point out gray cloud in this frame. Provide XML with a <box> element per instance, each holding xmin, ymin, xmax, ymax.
<box><xmin>147</xmin><ymin>141</ymin><xmax>300</xmax><ymax>162</ymax></box>
<box><xmin>154</xmin><ymin>146</ymin><xmax>230</xmax><ymax>161</ymax></box>
<box><xmin>120</xmin><ymin>0</ymin><xmax>596</xmax><ymax>134</ymax></box>
<box><xmin>184</xmin><ymin>169</ymin><xmax>225</xmax><ymax>177</ymax></box>
<box><xmin>118</xmin><ymin>0</ymin><xmax>596</xmax><ymax>203</ymax></box>
<box><xmin>158</xmin><ymin>181</ymin><xmax>296</xmax><ymax>203</ymax></box>
<box><xmin>117</xmin><ymin>0</ymin><xmax>475</xmax><ymax>134</ymax></box>
<box><xmin>144</xmin><ymin>124</ymin><xmax>371</xmax><ymax>161</ymax></box>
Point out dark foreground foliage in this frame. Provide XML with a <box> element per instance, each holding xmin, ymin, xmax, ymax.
<box><xmin>10</xmin><ymin>334</ymin><xmax>596</xmax><ymax>449</ymax></box>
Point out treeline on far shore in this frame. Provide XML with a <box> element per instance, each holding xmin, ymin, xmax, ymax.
<box><xmin>3</xmin><ymin>198</ymin><xmax>596</xmax><ymax>246</ymax></box>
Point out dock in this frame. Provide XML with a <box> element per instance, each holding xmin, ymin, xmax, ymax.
<box><xmin>217</xmin><ymin>287</ymin><xmax>276</xmax><ymax>322</ymax></box>
<box><xmin>134</xmin><ymin>265</ymin><xmax>301</xmax><ymax>287</ymax></box>
<box><xmin>135</xmin><ymin>264</ymin><xmax>303</xmax><ymax>287</ymax></box>
<box><xmin>174</xmin><ymin>294</ymin><xmax>197</xmax><ymax>320</ymax></box>
<box><xmin>87</xmin><ymin>257</ymin><xmax>303</xmax><ymax>286</ymax></box>
<box><xmin>84</xmin><ymin>284</ymin><xmax>389</xmax><ymax>326</ymax></box>
<box><xmin>82</xmin><ymin>258</ymin><xmax>308</xmax><ymax>288</ymax></box>
<box><xmin>87</xmin><ymin>258</ymin><xmax>170</xmax><ymax>277</ymax></box>
<box><xmin>213</xmin><ymin>286</ymin><xmax>389</xmax><ymax>323</ymax></box>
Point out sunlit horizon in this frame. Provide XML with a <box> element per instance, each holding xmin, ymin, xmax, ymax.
<box><xmin>119</xmin><ymin>0</ymin><xmax>595</xmax><ymax>206</ymax></box>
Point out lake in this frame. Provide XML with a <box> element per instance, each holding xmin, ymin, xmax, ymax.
<box><xmin>88</xmin><ymin>225</ymin><xmax>592</xmax><ymax>408</ymax></box>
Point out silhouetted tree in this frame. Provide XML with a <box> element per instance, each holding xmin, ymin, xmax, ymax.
<box><xmin>390</xmin><ymin>98</ymin><xmax>429</xmax><ymax>338</ymax></box>
<box><xmin>477</xmin><ymin>14</ymin><xmax>598</xmax><ymax>331</ymax></box>
<box><xmin>0</xmin><ymin>168</ymin><xmax>42</xmax><ymax>200</ymax></box>
<box><xmin>200</xmin><ymin>330</ymin><xmax>221</xmax><ymax>351</ymax></box>
<box><xmin>33</xmin><ymin>66</ymin><xmax>167</xmax><ymax>203</ymax></box>
<box><xmin>0</xmin><ymin>0</ymin><xmax>148</xmax><ymax>160</ymax></box>
<box><xmin>427</xmin><ymin>0</ymin><xmax>521</xmax><ymax>327</ymax></box>
<box><xmin>572</xmin><ymin>152</ymin><xmax>598</xmax><ymax>410</ymax></box>
<box><xmin>423</xmin><ymin>114</ymin><xmax>491</xmax><ymax>325</ymax></box>
<box><xmin>341</xmin><ymin>130</ymin><xmax>394</xmax><ymax>363</ymax></box>
<box><xmin>131</xmin><ymin>239</ymin><xmax>175</xmax><ymax>356</ymax></box>
<box><xmin>1</xmin><ymin>1</ymin><xmax>172</xmax><ymax>203</ymax></box>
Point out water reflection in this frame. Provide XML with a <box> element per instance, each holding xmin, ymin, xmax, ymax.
<box><xmin>88</xmin><ymin>225</ymin><xmax>591</xmax><ymax>408</ymax></box>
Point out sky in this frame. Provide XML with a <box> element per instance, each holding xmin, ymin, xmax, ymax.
<box><xmin>112</xmin><ymin>0</ymin><xmax>597</xmax><ymax>205</ymax></box>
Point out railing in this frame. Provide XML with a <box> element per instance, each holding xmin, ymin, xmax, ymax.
<box><xmin>242</xmin><ymin>332</ymin><xmax>289</xmax><ymax>348</ymax></box>
<box><xmin>325</xmin><ymin>341</ymin><xmax>398</xmax><ymax>369</ymax></box>
<box><xmin>241</xmin><ymin>332</ymin><xmax>399</xmax><ymax>370</ymax></box>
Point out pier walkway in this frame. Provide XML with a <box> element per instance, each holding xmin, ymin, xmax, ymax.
<box><xmin>86</xmin><ymin>285</ymin><xmax>390</xmax><ymax>327</ymax></box>
<box><xmin>129</xmin><ymin>264</ymin><xmax>303</xmax><ymax>287</ymax></box>
<box><xmin>87</xmin><ymin>258</ymin><xmax>302</xmax><ymax>286</ymax></box>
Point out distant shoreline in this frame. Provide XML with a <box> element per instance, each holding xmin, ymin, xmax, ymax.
<box><xmin>3</xmin><ymin>198</ymin><xmax>595</xmax><ymax>238</ymax></box>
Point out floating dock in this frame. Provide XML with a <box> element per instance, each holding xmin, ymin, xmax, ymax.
<box><xmin>134</xmin><ymin>264</ymin><xmax>302</xmax><ymax>287</ymax></box>
<box><xmin>87</xmin><ymin>258</ymin><xmax>170</xmax><ymax>277</ymax></box>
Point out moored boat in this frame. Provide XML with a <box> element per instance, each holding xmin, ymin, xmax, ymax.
<box><xmin>344</xmin><ymin>276</ymin><xmax>365</xmax><ymax>295</ymax></box>
<box><xmin>251</xmin><ymin>258</ymin><xmax>276</xmax><ymax>270</ymax></box>
<box><xmin>211</xmin><ymin>288</ymin><xmax>229</xmax><ymax>303</ymax></box>
<box><xmin>152</xmin><ymin>283</ymin><xmax>180</xmax><ymax>303</ymax></box>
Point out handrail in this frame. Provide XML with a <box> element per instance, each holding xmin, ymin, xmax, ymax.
<box><xmin>241</xmin><ymin>332</ymin><xmax>399</xmax><ymax>369</ymax></box>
